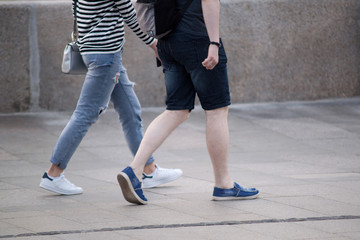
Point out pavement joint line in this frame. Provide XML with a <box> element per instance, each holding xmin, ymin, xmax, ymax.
<box><xmin>1</xmin><ymin>215</ymin><xmax>360</xmax><ymax>238</ymax></box>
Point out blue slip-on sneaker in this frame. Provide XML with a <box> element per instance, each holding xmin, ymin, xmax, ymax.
<box><xmin>212</xmin><ymin>182</ymin><xmax>259</xmax><ymax>201</ymax></box>
<box><xmin>117</xmin><ymin>166</ymin><xmax>147</xmax><ymax>205</ymax></box>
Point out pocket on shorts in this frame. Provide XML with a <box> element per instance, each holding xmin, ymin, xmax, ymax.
<box><xmin>218</xmin><ymin>39</ymin><xmax>228</xmax><ymax>66</ymax></box>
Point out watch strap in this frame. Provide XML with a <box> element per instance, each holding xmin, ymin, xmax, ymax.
<box><xmin>209</xmin><ymin>41</ymin><xmax>221</xmax><ymax>47</ymax></box>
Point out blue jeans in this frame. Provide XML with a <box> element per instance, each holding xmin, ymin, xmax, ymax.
<box><xmin>50</xmin><ymin>50</ymin><xmax>154</xmax><ymax>169</ymax></box>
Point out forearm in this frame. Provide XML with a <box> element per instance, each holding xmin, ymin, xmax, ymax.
<box><xmin>202</xmin><ymin>0</ymin><xmax>220</xmax><ymax>42</ymax></box>
<box><xmin>126</xmin><ymin>15</ymin><xmax>156</xmax><ymax>46</ymax></box>
<box><xmin>116</xmin><ymin>0</ymin><xmax>155</xmax><ymax>45</ymax></box>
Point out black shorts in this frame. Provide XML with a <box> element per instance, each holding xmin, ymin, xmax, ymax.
<box><xmin>157</xmin><ymin>34</ymin><xmax>231</xmax><ymax>111</ymax></box>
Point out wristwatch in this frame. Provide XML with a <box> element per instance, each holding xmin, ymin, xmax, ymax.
<box><xmin>209</xmin><ymin>41</ymin><xmax>221</xmax><ymax>47</ymax></box>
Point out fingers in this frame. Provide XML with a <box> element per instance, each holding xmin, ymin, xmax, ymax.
<box><xmin>150</xmin><ymin>41</ymin><xmax>161</xmax><ymax>62</ymax></box>
<box><xmin>202</xmin><ymin>57</ymin><xmax>217</xmax><ymax>70</ymax></box>
<box><xmin>149</xmin><ymin>39</ymin><xmax>158</xmax><ymax>52</ymax></box>
<box><xmin>202</xmin><ymin>44</ymin><xmax>219</xmax><ymax>70</ymax></box>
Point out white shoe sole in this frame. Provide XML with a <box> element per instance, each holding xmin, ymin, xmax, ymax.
<box><xmin>39</xmin><ymin>180</ymin><xmax>83</xmax><ymax>195</ymax></box>
<box><xmin>212</xmin><ymin>193</ymin><xmax>259</xmax><ymax>201</ymax></box>
<box><xmin>117</xmin><ymin>172</ymin><xmax>147</xmax><ymax>205</ymax></box>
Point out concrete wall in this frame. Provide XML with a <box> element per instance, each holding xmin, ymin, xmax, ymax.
<box><xmin>221</xmin><ymin>0</ymin><xmax>360</xmax><ymax>103</ymax></box>
<box><xmin>0</xmin><ymin>0</ymin><xmax>359</xmax><ymax>113</ymax></box>
<box><xmin>0</xmin><ymin>2</ymin><xmax>32</xmax><ymax>112</ymax></box>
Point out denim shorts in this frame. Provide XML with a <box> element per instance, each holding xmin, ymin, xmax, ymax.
<box><xmin>157</xmin><ymin>34</ymin><xmax>231</xmax><ymax>111</ymax></box>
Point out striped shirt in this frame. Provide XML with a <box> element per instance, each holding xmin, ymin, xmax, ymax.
<box><xmin>72</xmin><ymin>0</ymin><xmax>155</xmax><ymax>54</ymax></box>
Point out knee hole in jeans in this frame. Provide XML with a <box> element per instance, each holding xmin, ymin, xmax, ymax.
<box><xmin>115</xmin><ymin>72</ymin><xmax>120</xmax><ymax>84</ymax></box>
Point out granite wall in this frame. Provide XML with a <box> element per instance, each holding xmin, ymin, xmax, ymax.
<box><xmin>0</xmin><ymin>0</ymin><xmax>359</xmax><ymax>112</ymax></box>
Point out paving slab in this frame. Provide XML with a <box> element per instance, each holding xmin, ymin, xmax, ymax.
<box><xmin>0</xmin><ymin>97</ymin><xmax>360</xmax><ymax>239</ymax></box>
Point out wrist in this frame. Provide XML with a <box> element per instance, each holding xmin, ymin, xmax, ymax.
<box><xmin>149</xmin><ymin>38</ymin><xmax>157</xmax><ymax>47</ymax></box>
<box><xmin>209</xmin><ymin>41</ymin><xmax>221</xmax><ymax>48</ymax></box>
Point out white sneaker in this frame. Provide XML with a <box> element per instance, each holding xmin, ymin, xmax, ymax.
<box><xmin>142</xmin><ymin>164</ymin><xmax>183</xmax><ymax>189</ymax></box>
<box><xmin>40</xmin><ymin>172</ymin><xmax>83</xmax><ymax>195</ymax></box>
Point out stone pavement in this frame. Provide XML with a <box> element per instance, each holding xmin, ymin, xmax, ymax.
<box><xmin>0</xmin><ymin>97</ymin><xmax>360</xmax><ymax>240</ymax></box>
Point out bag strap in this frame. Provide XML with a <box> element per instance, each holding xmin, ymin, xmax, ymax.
<box><xmin>72</xmin><ymin>0</ymin><xmax>79</xmax><ymax>42</ymax></box>
<box><xmin>172</xmin><ymin>0</ymin><xmax>194</xmax><ymax>29</ymax></box>
<box><xmin>178</xmin><ymin>0</ymin><xmax>194</xmax><ymax>16</ymax></box>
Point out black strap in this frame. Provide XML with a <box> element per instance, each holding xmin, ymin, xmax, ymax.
<box><xmin>179</xmin><ymin>0</ymin><xmax>194</xmax><ymax>15</ymax></box>
<box><xmin>210</xmin><ymin>41</ymin><xmax>221</xmax><ymax>47</ymax></box>
<box><xmin>72</xmin><ymin>0</ymin><xmax>79</xmax><ymax>41</ymax></box>
<box><xmin>172</xmin><ymin>0</ymin><xmax>194</xmax><ymax>29</ymax></box>
<box><xmin>137</xmin><ymin>0</ymin><xmax>155</xmax><ymax>3</ymax></box>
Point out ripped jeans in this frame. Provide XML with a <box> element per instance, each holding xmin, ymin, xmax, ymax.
<box><xmin>50</xmin><ymin>50</ymin><xmax>154</xmax><ymax>169</ymax></box>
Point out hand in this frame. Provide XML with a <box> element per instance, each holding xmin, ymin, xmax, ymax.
<box><xmin>149</xmin><ymin>39</ymin><xmax>158</xmax><ymax>51</ymax></box>
<box><xmin>149</xmin><ymin>39</ymin><xmax>161</xmax><ymax>64</ymax></box>
<box><xmin>202</xmin><ymin>44</ymin><xmax>219</xmax><ymax>70</ymax></box>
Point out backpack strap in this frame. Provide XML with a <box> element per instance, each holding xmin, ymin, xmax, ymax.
<box><xmin>178</xmin><ymin>0</ymin><xmax>195</xmax><ymax>15</ymax></box>
<box><xmin>172</xmin><ymin>0</ymin><xmax>195</xmax><ymax>29</ymax></box>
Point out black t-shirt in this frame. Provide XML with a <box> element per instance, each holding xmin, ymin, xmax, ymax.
<box><xmin>174</xmin><ymin>0</ymin><xmax>208</xmax><ymax>37</ymax></box>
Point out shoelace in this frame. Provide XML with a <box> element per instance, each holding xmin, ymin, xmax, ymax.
<box><xmin>60</xmin><ymin>175</ymin><xmax>77</xmax><ymax>187</ymax></box>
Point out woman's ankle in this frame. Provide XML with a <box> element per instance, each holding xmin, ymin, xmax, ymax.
<box><xmin>47</xmin><ymin>164</ymin><xmax>63</xmax><ymax>178</ymax></box>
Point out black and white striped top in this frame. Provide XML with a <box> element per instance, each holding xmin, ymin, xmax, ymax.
<box><xmin>72</xmin><ymin>0</ymin><xmax>155</xmax><ymax>54</ymax></box>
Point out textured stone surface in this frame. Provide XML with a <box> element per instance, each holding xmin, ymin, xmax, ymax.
<box><xmin>36</xmin><ymin>2</ymin><xmax>84</xmax><ymax>111</ymax></box>
<box><xmin>0</xmin><ymin>98</ymin><xmax>359</xmax><ymax>239</ymax></box>
<box><xmin>0</xmin><ymin>4</ymin><xmax>31</xmax><ymax>112</ymax></box>
<box><xmin>221</xmin><ymin>0</ymin><xmax>360</xmax><ymax>102</ymax></box>
<box><xmin>0</xmin><ymin>0</ymin><xmax>359</xmax><ymax>112</ymax></box>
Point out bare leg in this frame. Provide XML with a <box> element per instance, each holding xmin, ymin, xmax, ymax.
<box><xmin>143</xmin><ymin>162</ymin><xmax>156</xmax><ymax>174</ymax></box>
<box><xmin>205</xmin><ymin>106</ymin><xmax>233</xmax><ymax>189</ymax></box>
<box><xmin>47</xmin><ymin>158</ymin><xmax>156</xmax><ymax>176</ymax></box>
<box><xmin>130</xmin><ymin>110</ymin><xmax>190</xmax><ymax>179</ymax></box>
<box><xmin>47</xmin><ymin>164</ymin><xmax>63</xmax><ymax>177</ymax></box>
